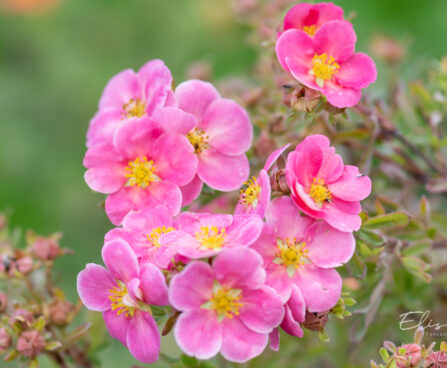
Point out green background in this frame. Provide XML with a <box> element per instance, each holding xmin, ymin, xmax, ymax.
<box><xmin>1</xmin><ymin>0</ymin><xmax>446</xmax><ymax>366</ymax></box>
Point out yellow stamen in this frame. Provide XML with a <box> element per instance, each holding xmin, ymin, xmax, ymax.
<box><xmin>309</xmin><ymin>178</ymin><xmax>332</xmax><ymax>208</ymax></box>
<box><xmin>109</xmin><ymin>282</ymin><xmax>136</xmax><ymax>318</ymax></box>
<box><xmin>146</xmin><ymin>226</ymin><xmax>175</xmax><ymax>248</ymax></box>
<box><xmin>122</xmin><ymin>98</ymin><xmax>146</xmax><ymax>118</ymax></box>
<box><xmin>195</xmin><ymin>226</ymin><xmax>226</xmax><ymax>250</ymax></box>
<box><xmin>303</xmin><ymin>24</ymin><xmax>317</xmax><ymax>36</ymax></box>
<box><xmin>187</xmin><ymin>128</ymin><xmax>210</xmax><ymax>154</ymax></box>
<box><xmin>239</xmin><ymin>176</ymin><xmax>261</xmax><ymax>209</ymax></box>
<box><xmin>202</xmin><ymin>282</ymin><xmax>243</xmax><ymax>322</ymax></box>
<box><xmin>274</xmin><ymin>238</ymin><xmax>308</xmax><ymax>277</ymax></box>
<box><xmin>125</xmin><ymin>156</ymin><xmax>157</xmax><ymax>188</ymax></box>
<box><xmin>309</xmin><ymin>53</ymin><xmax>340</xmax><ymax>87</ymax></box>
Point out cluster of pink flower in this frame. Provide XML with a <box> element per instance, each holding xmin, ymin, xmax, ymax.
<box><xmin>77</xmin><ymin>2</ymin><xmax>374</xmax><ymax>364</ymax></box>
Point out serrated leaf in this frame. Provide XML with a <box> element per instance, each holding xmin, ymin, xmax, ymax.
<box><xmin>362</xmin><ymin>212</ymin><xmax>411</xmax><ymax>230</ymax></box>
<box><xmin>356</xmin><ymin>229</ymin><xmax>385</xmax><ymax>247</ymax></box>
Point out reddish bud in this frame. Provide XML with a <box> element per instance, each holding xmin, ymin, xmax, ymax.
<box><xmin>49</xmin><ymin>299</ymin><xmax>74</xmax><ymax>325</ymax></box>
<box><xmin>10</xmin><ymin>308</ymin><xmax>34</xmax><ymax>327</ymax></box>
<box><xmin>303</xmin><ymin>311</ymin><xmax>329</xmax><ymax>332</ymax></box>
<box><xmin>16</xmin><ymin>330</ymin><xmax>45</xmax><ymax>358</ymax></box>
<box><xmin>16</xmin><ymin>257</ymin><xmax>33</xmax><ymax>275</ymax></box>
<box><xmin>32</xmin><ymin>236</ymin><xmax>60</xmax><ymax>260</ymax></box>
<box><xmin>0</xmin><ymin>328</ymin><xmax>11</xmax><ymax>352</ymax></box>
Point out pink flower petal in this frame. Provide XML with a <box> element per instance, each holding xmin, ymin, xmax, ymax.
<box><xmin>102</xmin><ymin>238</ymin><xmax>139</xmax><ymax>282</ymax></box>
<box><xmin>202</xmin><ymin>99</ymin><xmax>252</xmax><ymax>156</ymax></box>
<box><xmin>234</xmin><ymin>170</ymin><xmax>271</xmax><ymax>218</ymax></box>
<box><xmin>137</xmin><ymin>59</ymin><xmax>172</xmax><ymax>116</ymax></box>
<box><xmin>103</xmin><ymin>310</ymin><xmax>129</xmax><ymax>346</ymax></box>
<box><xmin>169</xmin><ymin>261</ymin><xmax>213</xmax><ymax>310</ymax></box>
<box><xmin>265</xmin><ymin>263</ymin><xmax>293</xmax><ymax>303</ymax></box>
<box><xmin>264</xmin><ymin>143</ymin><xmax>291</xmax><ymax>171</ymax></box>
<box><xmin>317</xmin><ymin>147</ymin><xmax>344</xmax><ymax>184</ymax></box>
<box><xmin>251</xmin><ymin>224</ymin><xmax>277</xmax><ymax>262</ymax></box>
<box><xmin>83</xmin><ymin>144</ymin><xmax>125</xmax><ymax>194</ymax></box>
<box><xmin>213</xmin><ymin>247</ymin><xmax>266</xmax><ymax>290</ymax></box>
<box><xmin>306</xmin><ymin>221</ymin><xmax>355</xmax><ymax>268</ymax></box>
<box><xmin>269</xmin><ymin>328</ymin><xmax>280</xmax><ymax>351</ymax></box>
<box><xmin>99</xmin><ymin>69</ymin><xmax>141</xmax><ymax>110</ymax></box>
<box><xmin>286</xmin><ymin>142</ymin><xmax>323</xmax><ymax>188</ymax></box>
<box><xmin>288</xmin><ymin>285</ymin><xmax>306</xmax><ymax>323</ymax></box>
<box><xmin>336</xmin><ymin>52</ymin><xmax>377</xmax><ymax>90</ymax></box>
<box><xmin>313</xmin><ymin>2</ymin><xmax>344</xmax><ymax>26</ymax></box>
<box><xmin>139</xmin><ymin>263</ymin><xmax>169</xmax><ymax>306</ymax></box>
<box><xmin>276</xmin><ymin>29</ymin><xmax>314</xmax><ymax>73</ymax></box>
<box><xmin>180</xmin><ymin>176</ymin><xmax>203</xmax><ymax>207</ymax></box>
<box><xmin>313</xmin><ymin>20</ymin><xmax>356</xmax><ymax>62</ymax></box>
<box><xmin>174</xmin><ymin>309</ymin><xmax>222</xmax><ymax>360</ymax></box>
<box><xmin>105</xmin><ymin>182</ymin><xmax>182</xmax><ymax>225</ymax></box>
<box><xmin>266</xmin><ymin>196</ymin><xmax>314</xmax><ymax>241</ymax></box>
<box><xmin>175</xmin><ymin>80</ymin><xmax>220</xmax><ymax>121</ymax></box>
<box><xmin>322</xmin><ymin>200</ymin><xmax>362</xmax><ymax>232</ymax></box>
<box><xmin>328</xmin><ymin>165</ymin><xmax>372</xmax><ymax>201</ymax></box>
<box><xmin>77</xmin><ymin>264</ymin><xmax>115</xmax><ymax>311</ymax></box>
<box><xmin>225</xmin><ymin>214</ymin><xmax>264</xmax><ymax>248</ymax></box>
<box><xmin>113</xmin><ymin>116</ymin><xmax>160</xmax><ymax>160</ymax></box>
<box><xmin>239</xmin><ymin>286</ymin><xmax>284</xmax><ymax>334</ymax></box>
<box><xmin>153</xmin><ymin>107</ymin><xmax>197</xmax><ymax>135</ymax></box>
<box><xmin>122</xmin><ymin>205</ymin><xmax>173</xmax><ymax>233</ymax></box>
<box><xmin>221</xmin><ymin>317</ymin><xmax>268</xmax><ymax>363</ymax></box>
<box><xmin>152</xmin><ymin>133</ymin><xmax>198</xmax><ymax>186</ymax></box>
<box><xmin>127</xmin><ymin>311</ymin><xmax>160</xmax><ymax>364</ymax></box>
<box><xmin>283</xmin><ymin>3</ymin><xmax>313</xmax><ymax>31</ymax></box>
<box><xmin>281</xmin><ymin>305</ymin><xmax>304</xmax><ymax>338</ymax></box>
<box><xmin>293</xmin><ymin>264</ymin><xmax>342</xmax><ymax>312</ymax></box>
<box><xmin>198</xmin><ymin>148</ymin><xmax>249</xmax><ymax>191</ymax></box>
<box><xmin>323</xmin><ymin>81</ymin><xmax>362</xmax><ymax>108</ymax></box>
<box><xmin>87</xmin><ymin>108</ymin><xmax>123</xmax><ymax>148</ymax></box>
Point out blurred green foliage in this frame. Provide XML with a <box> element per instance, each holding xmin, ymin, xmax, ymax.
<box><xmin>1</xmin><ymin>0</ymin><xmax>447</xmax><ymax>366</ymax></box>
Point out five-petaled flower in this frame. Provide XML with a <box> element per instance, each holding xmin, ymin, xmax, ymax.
<box><xmin>276</xmin><ymin>19</ymin><xmax>377</xmax><ymax>108</ymax></box>
<box><xmin>77</xmin><ymin>238</ymin><xmax>169</xmax><ymax>363</ymax></box>
<box><xmin>169</xmin><ymin>247</ymin><xmax>284</xmax><ymax>362</ymax></box>
<box><xmin>286</xmin><ymin>134</ymin><xmax>371</xmax><ymax>232</ymax></box>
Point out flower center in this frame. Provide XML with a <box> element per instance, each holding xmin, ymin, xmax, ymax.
<box><xmin>187</xmin><ymin>128</ymin><xmax>210</xmax><ymax>154</ymax></box>
<box><xmin>309</xmin><ymin>178</ymin><xmax>332</xmax><ymax>208</ymax></box>
<box><xmin>274</xmin><ymin>238</ymin><xmax>308</xmax><ymax>277</ymax></box>
<box><xmin>239</xmin><ymin>177</ymin><xmax>261</xmax><ymax>209</ymax></box>
<box><xmin>195</xmin><ymin>226</ymin><xmax>226</xmax><ymax>250</ymax></box>
<box><xmin>303</xmin><ymin>24</ymin><xmax>317</xmax><ymax>36</ymax></box>
<box><xmin>309</xmin><ymin>53</ymin><xmax>340</xmax><ymax>87</ymax></box>
<box><xmin>122</xmin><ymin>98</ymin><xmax>146</xmax><ymax>118</ymax></box>
<box><xmin>202</xmin><ymin>282</ymin><xmax>243</xmax><ymax>322</ymax></box>
<box><xmin>109</xmin><ymin>282</ymin><xmax>136</xmax><ymax>318</ymax></box>
<box><xmin>125</xmin><ymin>156</ymin><xmax>158</xmax><ymax>188</ymax></box>
<box><xmin>146</xmin><ymin>226</ymin><xmax>175</xmax><ymax>248</ymax></box>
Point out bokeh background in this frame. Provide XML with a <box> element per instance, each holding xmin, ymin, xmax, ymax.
<box><xmin>1</xmin><ymin>0</ymin><xmax>447</xmax><ymax>366</ymax></box>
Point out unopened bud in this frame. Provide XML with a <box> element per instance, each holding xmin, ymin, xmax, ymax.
<box><xmin>16</xmin><ymin>330</ymin><xmax>45</xmax><ymax>358</ymax></box>
<box><xmin>303</xmin><ymin>311</ymin><xmax>329</xmax><ymax>332</ymax></box>
<box><xmin>0</xmin><ymin>328</ymin><xmax>11</xmax><ymax>352</ymax></box>
<box><xmin>32</xmin><ymin>236</ymin><xmax>61</xmax><ymax>260</ymax></box>
<box><xmin>16</xmin><ymin>257</ymin><xmax>33</xmax><ymax>275</ymax></box>
<box><xmin>270</xmin><ymin>169</ymin><xmax>290</xmax><ymax>195</ymax></box>
<box><xmin>49</xmin><ymin>299</ymin><xmax>74</xmax><ymax>325</ymax></box>
<box><xmin>10</xmin><ymin>308</ymin><xmax>34</xmax><ymax>327</ymax></box>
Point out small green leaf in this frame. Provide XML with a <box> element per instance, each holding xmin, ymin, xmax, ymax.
<box><xmin>346</xmin><ymin>251</ymin><xmax>367</xmax><ymax>280</ymax></box>
<box><xmin>318</xmin><ymin>329</ymin><xmax>330</xmax><ymax>342</ymax></box>
<box><xmin>34</xmin><ymin>316</ymin><xmax>46</xmax><ymax>333</ymax></box>
<box><xmin>402</xmin><ymin>241</ymin><xmax>431</xmax><ymax>256</ymax></box>
<box><xmin>45</xmin><ymin>341</ymin><xmax>62</xmax><ymax>351</ymax></box>
<box><xmin>4</xmin><ymin>349</ymin><xmax>19</xmax><ymax>362</ymax></box>
<box><xmin>180</xmin><ymin>354</ymin><xmax>198</xmax><ymax>366</ymax></box>
<box><xmin>356</xmin><ymin>229</ymin><xmax>385</xmax><ymax>247</ymax></box>
<box><xmin>380</xmin><ymin>347</ymin><xmax>390</xmax><ymax>362</ymax></box>
<box><xmin>362</xmin><ymin>212</ymin><xmax>411</xmax><ymax>230</ymax></box>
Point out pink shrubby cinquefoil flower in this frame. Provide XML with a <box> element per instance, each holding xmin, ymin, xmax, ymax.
<box><xmin>276</xmin><ymin>19</ymin><xmax>377</xmax><ymax>108</ymax></box>
<box><xmin>160</xmin><ymin>212</ymin><xmax>263</xmax><ymax>259</ymax></box>
<box><xmin>281</xmin><ymin>2</ymin><xmax>344</xmax><ymax>37</ymax></box>
<box><xmin>77</xmin><ymin>238</ymin><xmax>169</xmax><ymax>363</ymax></box>
<box><xmin>153</xmin><ymin>79</ymin><xmax>252</xmax><ymax>204</ymax></box>
<box><xmin>83</xmin><ymin>116</ymin><xmax>198</xmax><ymax>225</ymax></box>
<box><xmin>169</xmin><ymin>247</ymin><xmax>284</xmax><ymax>362</ymax></box>
<box><xmin>252</xmin><ymin>196</ymin><xmax>355</xmax><ymax>312</ymax></box>
<box><xmin>87</xmin><ymin>59</ymin><xmax>172</xmax><ymax>148</ymax></box>
<box><xmin>286</xmin><ymin>134</ymin><xmax>371</xmax><ymax>232</ymax></box>
<box><xmin>105</xmin><ymin>205</ymin><xmax>185</xmax><ymax>269</ymax></box>
<box><xmin>235</xmin><ymin>144</ymin><xmax>290</xmax><ymax>218</ymax></box>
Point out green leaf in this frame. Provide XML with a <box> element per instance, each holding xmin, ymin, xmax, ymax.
<box><xmin>380</xmin><ymin>347</ymin><xmax>390</xmax><ymax>362</ymax></box>
<box><xmin>318</xmin><ymin>329</ymin><xmax>330</xmax><ymax>342</ymax></box>
<box><xmin>180</xmin><ymin>354</ymin><xmax>198</xmax><ymax>366</ymax></box>
<box><xmin>45</xmin><ymin>341</ymin><xmax>62</xmax><ymax>351</ymax></box>
<box><xmin>356</xmin><ymin>229</ymin><xmax>385</xmax><ymax>247</ymax></box>
<box><xmin>34</xmin><ymin>316</ymin><xmax>46</xmax><ymax>333</ymax></box>
<box><xmin>362</xmin><ymin>212</ymin><xmax>411</xmax><ymax>230</ymax></box>
<box><xmin>346</xmin><ymin>251</ymin><xmax>367</xmax><ymax>280</ymax></box>
<box><xmin>402</xmin><ymin>241</ymin><xmax>431</xmax><ymax>256</ymax></box>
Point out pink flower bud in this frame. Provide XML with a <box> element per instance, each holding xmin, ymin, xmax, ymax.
<box><xmin>10</xmin><ymin>308</ymin><xmax>33</xmax><ymax>326</ymax></box>
<box><xmin>32</xmin><ymin>236</ymin><xmax>60</xmax><ymax>260</ymax></box>
<box><xmin>0</xmin><ymin>328</ymin><xmax>11</xmax><ymax>352</ymax></box>
<box><xmin>0</xmin><ymin>292</ymin><xmax>7</xmax><ymax>312</ymax></box>
<box><xmin>16</xmin><ymin>257</ymin><xmax>33</xmax><ymax>275</ymax></box>
<box><xmin>49</xmin><ymin>299</ymin><xmax>74</xmax><ymax>325</ymax></box>
<box><xmin>17</xmin><ymin>330</ymin><xmax>45</xmax><ymax>358</ymax></box>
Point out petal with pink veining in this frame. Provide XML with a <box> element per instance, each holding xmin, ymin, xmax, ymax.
<box><xmin>328</xmin><ymin>165</ymin><xmax>372</xmax><ymax>201</ymax></box>
<box><xmin>99</xmin><ymin>69</ymin><xmax>141</xmax><ymax>110</ymax></box>
<box><xmin>225</xmin><ymin>214</ymin><xmax>263</xmax><ymax>247</ymax></box>
<box><xmin>103</xmin><ymin>310</ymin><xmax>129</xmax><ymax>346</ymax></box>
<box><xmin>313</xmin><ymin>20</ymin><xmax>356</xmax><ymax>62</ymax></box>
<box><xmin>139</xmin><ymin>263</ymin><xmax>169</xmax><ymax>306</ymax></box>
<box><xmin>336</xmin><ymin>53</ymin><xmax>377</xmax><ymax>90</ymax></box>
<box><xmin>276</xmin><ymin>29</ymin><xmax>314</xmax><ymax>73</ymax></box>
<box><xmin>153</xmin><ymin>107</ymin><xmax>197</xmax><ymax>135</ymax></box>
<box><xmin>102</xmin><ymin>238</ymin><xmax>139</xmax><ymax>282</ymax></box>
<box><xmin>87</xmin><ymin>108</ymin><xmax>123</xmax><ymax>148</ymax></box>
<box><xmin>180</xmin><ymin>176</ymin><xmax>204</xmax><ymax>207</ymax></box>
<box><xmin>127</xmin><ymin>311</ymin><xmax>160</xmax><ymax>364</ymax></box>
<box><xmin>77</xmin><ymin>264</ymin><xmax>115</xmax><ymax>311</ymax></box>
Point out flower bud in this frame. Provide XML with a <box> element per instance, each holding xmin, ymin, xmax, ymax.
<box><xmin>16</xmin><ymin>330</ymin><xmax>45</xmax><ymax>358</ymax></box>
<box><xmin>10</xmin><ymin>308</ymin><xmax>33</xmax><ymax>327</ymax></box>
<box><xmin>16</xmin><ymin>257</ymin><xmax>33</xmax><ymax>275</ymax></box>
<box><xmin>0</xmin><ymin>328</ymin><xmax>11</xmax><ymax>352</ymax></box>
<box><xmin>303</xmin><ymin>311</ymin><xmax>329</xmax><ymax>332</ymax></box>
<box><xmin>32</xmin><ymin>236</ymin><xmax>61</xmax><ymax>260</ymax></box>
<box><xmin>0</xmin><ymin>292</ymin><xmax>7</xmax><ymax>313</ymax></box>
<box><xmin>49</xmin><ymin>299</ymin><xmax>74</xmax><ymax>325</ymax></box>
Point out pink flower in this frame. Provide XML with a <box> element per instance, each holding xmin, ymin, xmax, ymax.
<box><xmin>276</xmin><ymin>20</ymin><xmax>377</xmax><ymax>108</ymax></box>
<box><xmin>395</xmin><ymin>343</ymin><xmax>422</xmax><ymax>367</ymax></box>
<box><xmin>160</xmin><ymin>212</ymin><xmax>263</xmax><ymax>259</ymax></box>
<box><xmin>87</xmin><ymin>60</ymin><xmax>172</xmax><ymax>147</ymax></box>
<box><xmin>252</xmin><ymin>196</ymin><xmax>355</xmax><ymax>312</ymax></box>
<box><xmin>153</xmin><ymin>79</ymin><xmax>252</xmax><ymax>202</ymax></box>
<box><xmin>285</xmin><ymin>134</ymin><xmax>371</xmax><ymax>232</ymax></box>
<box><xmin>105</xmin><ymin>205</ymin><xmax>183</xmax><ymax>269</ymax></box>
<box><xmin>235</xmin><ymin>144</ymin><xmax>290</xmax><ymax>218</ymax></box>
<box><xmin>77</xmin><ymin>238</ymin><xmax>169</xmax><ymax>364</ymax></box>
<box><xmin>281</xmin><ymin>2</ymin><xmax>344</xmax><ymax>37</ymax></box>
<box><xmin>425</xmin><ymin>351</ymin><xmax>447</xmax><ymax>368</ymax></box>
<box><xmin>17</xmin><ymin>330</ymin><xmax>45</xmax><ymax>358</ymax></box>
<box><xmin>84</xmin><ymin>116</ymin><xmax>198</xmax><ymax>225</ymax></box>
<box><xmin>169</xmin><ymin>247</ymin><xmax>284</xmax><ymax>362</ymax></box>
